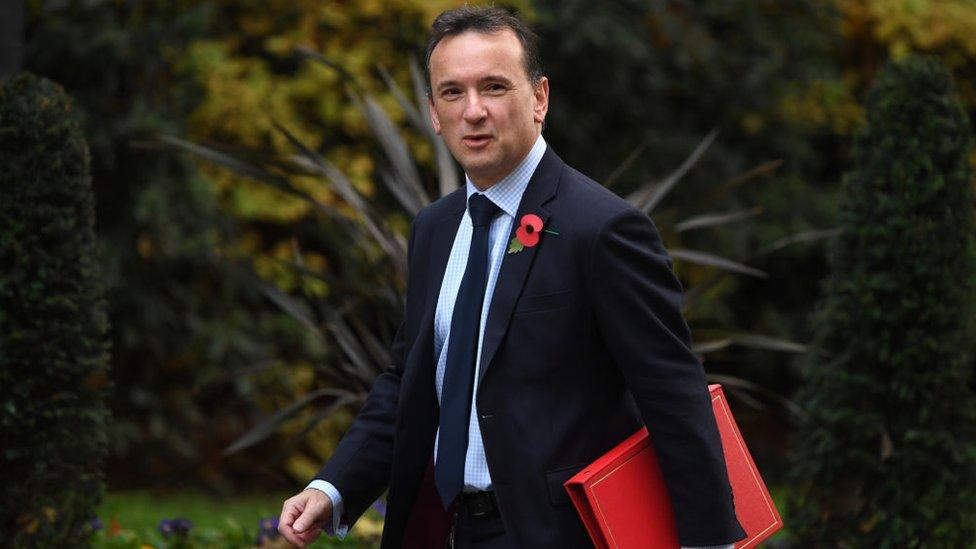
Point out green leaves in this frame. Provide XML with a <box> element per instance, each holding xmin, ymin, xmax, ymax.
<box><xmin>223</xmin><ymin>388</ymin><xmax>358</xmax><ymax>456</ymax></box>
<box><xmin>1</xmin><ymin>73</ymin><xmax>110</xmax><ymax>547</ymax></box>
<box><xmin>155</xmin><ymin>49</ymin><xmax>461</xmax><ymax>468</ymax></box>
<box><xmin>625</xmin><ymin>128</ymin><xmax>720</xmax><ymax>215</ymax></box>
<box><xmin>668</xmin><ymin>249</ymin><xmax>768</xmax><ymax>279</ymax></box>
<box><xmin>788</xmin><ymin>56</ymin><xmax>976</xmax><ymax>546</ymax></box>
<box><xmin>507</xmin><ymin>236</ymin><xmax>525</xmax><ymax>255</ymax></box>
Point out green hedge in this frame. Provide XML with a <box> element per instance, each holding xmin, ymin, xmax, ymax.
<box><xmin>787</xmin><ymin>56</ymin><xmax>976</xmax><ymax>546</ymax></box>
<box><xmin>0</xmin><ymin>73</ymin><xmax>111</xmax><ymax>546</ymax></box>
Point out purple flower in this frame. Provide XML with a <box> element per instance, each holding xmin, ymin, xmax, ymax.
<box><xmin>173</xmin><ymin>517</ymin><xmax>193</xmax><ymax>535</ymax></box>
<box><xmin>254</xmin><ymin>517</ymin><xmax>278</xmax><ymax>545</ymax></box>
<box><xmin>258</xmin><ymin>516</ymin><xmax>280</xmax><ymax>539</ymax></box>
<box><xmin>371</xmin><ymin>499</ymin><xmax>387</xmax><ymax>517</ymax></box>
<box><xmin>77</xmin><ymin>517</ymin><xmax>103</xmax><ymax>538</ymax></box>
<box><xmin>157</xmin><ymin>519</ymin><xmax>174</xmax><ymax>538</ymax></box>
<box><xmin>157</xmin><ymin>517</ymin><xmax>193</xmax><ymax>538</ymax></box>
<box><xmin>254</xmin><ymin>517</ymin><xmax>278</xmax><ymax>547</ymax></box>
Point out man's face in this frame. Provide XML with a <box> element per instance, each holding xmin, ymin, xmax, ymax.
<box><xmin>427</xmin><ymin>29</ymin><xmax>549</xmax><ymax>189</ymax></box>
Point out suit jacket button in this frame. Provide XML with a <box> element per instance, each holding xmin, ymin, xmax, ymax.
<box><xmin>480</xmin><ymin>413</ymin><xmax>494</xmax><ymax>420</ymax></box>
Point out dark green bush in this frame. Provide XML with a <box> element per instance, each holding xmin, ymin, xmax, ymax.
<box><xmin>0</xmin><ymin>73</ymin><xmax>110</xmax><ymax>546</ymax></box>
<box><xmin>787</xmin><ymin>56</ymin><xmax>976</xmax><ymax>547</ymax></box>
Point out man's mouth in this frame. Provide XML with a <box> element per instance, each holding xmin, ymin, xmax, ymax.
<box><xmin>462</xmin><ymin>134</ymin><xmax>493</xmax><ymax>149</ymax></box>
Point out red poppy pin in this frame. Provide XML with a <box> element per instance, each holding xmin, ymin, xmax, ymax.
<box><xmin>508</xmin><ymin>213</ymin><xmax>559</xmax><ymax>254</ymax></box>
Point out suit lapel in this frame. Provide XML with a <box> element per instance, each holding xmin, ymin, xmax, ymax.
<box><xmin>387</xmin><ymin>199</ymin><xmax>464</xmax><ymax>549</ymax></box>
<box><xmin>424</xmin><ymin>203</ymin><xmax>466</xmax><ymax>306</ymax></box>
<box><xmin>405</xmin><ymin>193</ymin><xmax>465</xmax><ymax>398</ymax></box>
<box><xmin>478</xmin><ymin>148</ymin><xmax>563</xmax><ymax>387</ymax></box>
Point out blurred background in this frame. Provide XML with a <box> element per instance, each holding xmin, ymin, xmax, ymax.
<box><xmin>2</xmin><ymin>0</ymin><xmax>975</xmax><ymax>547</ymax></box>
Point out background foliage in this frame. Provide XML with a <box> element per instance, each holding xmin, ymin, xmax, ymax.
<box><xmin>22</xmin><ymin>0</ymin><xmax>289</xmax><ymax>492</ymax></box>
<box><xmin>0</xmin><ymin>73</ymin><xmax>110</xmax><ymax>546</ymax></box>
<box><xmin>787</xmin><ymin>55</ymin><xmax>976</xmax><ymax>547</ymax></box>
<box><xmin>13</xmin><ymin>2</ymin><xmax>976</xmax><ymax>546</ymax></box>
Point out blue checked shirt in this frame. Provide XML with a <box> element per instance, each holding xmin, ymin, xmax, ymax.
<box><xmin>306</xmin><ymin>135</ymin><xmax>734</xmax><ymax>549</ymax></box>
<box><xmin>430</xmin><ymin>134</ymin><xmax>548</xmax><ymax>490</ymax></box>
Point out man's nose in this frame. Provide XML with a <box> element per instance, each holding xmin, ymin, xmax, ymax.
<box><xmin>462</xmin><ymin>94</ymin><xmax>487</xmax><ymax>124</ymax></box>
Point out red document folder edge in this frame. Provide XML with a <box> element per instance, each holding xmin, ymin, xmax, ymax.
<box><xmin>564</xmin><ymin>384</ymin><xmax>783</xmax><ymax>548</ymax></box>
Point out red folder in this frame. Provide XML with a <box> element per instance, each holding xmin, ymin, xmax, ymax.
<box><xmin>564</xmin><ymin>384</ymin><xmax>782</xmax><ymax>548</ymax></box>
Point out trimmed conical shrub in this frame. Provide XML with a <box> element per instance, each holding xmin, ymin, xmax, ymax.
<box><xmin>0</xmin><ymin>73</ymin><xmax>110</xmax><ymax>546</ymax></box>
<box><xmin>787</xmin><ymin>56</ymin><xmax>976</xmax><ymax>547</ymax></box>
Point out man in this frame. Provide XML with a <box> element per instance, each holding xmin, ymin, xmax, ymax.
<box><xmin>279</xmin><ymin>6</ymin><xmax>746</xmax><ymax>548</ymax></box>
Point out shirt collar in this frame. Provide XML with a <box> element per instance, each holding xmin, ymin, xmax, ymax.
<box><xmin>465</xmin><ymin>134</ymin><xmax>547</xmax><ymax>219</ymax></box>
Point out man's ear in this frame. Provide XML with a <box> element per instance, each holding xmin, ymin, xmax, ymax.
<box><xmin>428</xmin><ymin>96</ymin><xmax>442</xmax><ymax>135</ymax></box>
<box><xmin>533</xmin><ymin>76</ymin><xmax>550</xmax><ymax>125</ymax></box>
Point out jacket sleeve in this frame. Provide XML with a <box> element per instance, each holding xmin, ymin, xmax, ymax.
<box><xmin>587</xmin><ymin>207</ymin><xmax>746</xmax><ymax>547</ymax></box>
<box><xmin>310</xmin><ymin>215</ymin><xmax>420</xmax><ymax>528</ymax></box>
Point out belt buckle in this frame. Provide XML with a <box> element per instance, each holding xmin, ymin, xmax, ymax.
<box><xmin>467</xmin><ymin>491</ymin><xmax>494</xmax><ymax>518</ymax></box>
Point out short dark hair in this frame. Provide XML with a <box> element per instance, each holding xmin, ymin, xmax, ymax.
<box><xmin>424</xmin><ymin>6</ymin><xmax>543</xmax><ymax>97</ymax></box>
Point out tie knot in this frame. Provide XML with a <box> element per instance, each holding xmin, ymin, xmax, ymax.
<box><xmin>468</xmin><ymin>193</ymin><xmax>501</xmax><ymax>227</ymax></box>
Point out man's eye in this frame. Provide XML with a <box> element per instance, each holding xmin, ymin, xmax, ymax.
<box><xmin>486</xmin><ymin>84</ymin><xmax>506</xmax><ymax>93</ymax></box>
<box><xmin>442</xmin><ymin>89</ymin><xmax>461</xmax><ymax>99</ymax></box>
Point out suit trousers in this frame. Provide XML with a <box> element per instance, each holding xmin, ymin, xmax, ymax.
<box><xmin>447</xmin><ymin>493</ymin><xmax>514</xmax><ymax>549</ymax></box>
<box><xmin>404</xmin><ymin>459</ymin><xmax>522</xmax><ymax>548</ymax></box>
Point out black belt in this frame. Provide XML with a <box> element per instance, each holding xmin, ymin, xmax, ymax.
<box><xmin>448</xmin><ymin>491</ymin><xmax>506</xmax><ymax>548</ymax></box>
<box><xmin>459</xmin><ymin>490</ymin><xmax>498</xmax><ymax>517</ymax></box>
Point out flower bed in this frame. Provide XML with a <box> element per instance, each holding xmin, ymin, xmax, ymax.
<box><xmin>90</xmin><ymin>491</ymin><xmax>384</xmax><ymax>548</ymax></box>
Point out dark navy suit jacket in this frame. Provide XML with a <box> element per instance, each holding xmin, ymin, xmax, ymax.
<box><xmin>315</xmin><ymin>148</ymin><xmax>746</xmax><ymax>548</ymax></box>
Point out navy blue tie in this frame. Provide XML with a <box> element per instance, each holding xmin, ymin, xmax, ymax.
<box><xmin>435</xmin><ymin>193</ymin><xmax>501</xmax><ymax>509</ymax></box>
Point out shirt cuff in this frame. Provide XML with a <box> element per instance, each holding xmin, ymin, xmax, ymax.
<box><xmin>305</xmin><ymin>480</ymin><xmax>348</xmax><ymax>539</ymax></box>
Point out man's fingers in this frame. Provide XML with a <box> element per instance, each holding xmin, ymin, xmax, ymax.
<box><xmin>278</xmin><ymin>489</ymin><xmax>329</xmax><ymax>546</ymax></box>
<box><xmin>293</xmin><ymin>499</ymin><xmax>323</xmax><ymax>533</ymax></box>
<box><xmin>279</xmin><ymin>523</ymin><xmax>301</xmax><ymax>544</ymax></box>
<box><xmin>279</xmin><ymin>498</ymin><xmax>305</xmax><ymax>545</ymax></box>
<box><xmin>278</xmin><ymin>520</ymin><xmax>301</xmax><ymax>546</ymax></box>
<box><xmin>295</xmin><ymin>524</ymin><xmax>323</xmax><ymax>544</ymax></box>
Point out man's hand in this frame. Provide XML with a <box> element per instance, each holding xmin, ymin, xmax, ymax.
<box><xmin>278</xmin><ymin>488</ymin><xmax>332</xmax><ymax>547</ymax></box>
